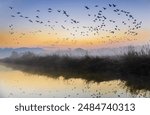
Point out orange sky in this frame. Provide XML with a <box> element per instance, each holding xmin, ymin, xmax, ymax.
<box><xmin>0</xmin><ymin>28</ymin><xmax>150</xmax><ymax>49</ymax></box>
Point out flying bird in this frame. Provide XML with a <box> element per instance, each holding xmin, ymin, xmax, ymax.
<box><xmin>103</xmin><ymin>7</ymin><xmax>107</xmax><ymax>10</ymax></box>
<box><xmin>9</xmin><ymin>6</ymin><xmax>13</xmax><ymax>9</ymax></box>
<box><xmin>17</xmin><ymin>12</ymin><xmax>21</xmax><ymax>14</ymax></box>
<box><xmin>36</xmin><ymin>10</ymin><xmax>40</xmax><ymax>12</ymax></box>
<box><xmin>57</xmin><ymin>10</ymin><xmax>61</xmax><ymax>13</ymax></box>
<box><xmin>11</xmin><ymin>15</ymin><xmax>15</xmax><ymax>17</ymax></box>
<box><xmin>29</xmin><ymin>19</ymin><xmax>33</xmax><ymax>23</ymax></box>
<box><xmin>36</xmin><ymin>16</ymin><xmax>39</xmax><ymax>18</ymax></box>
<box><xmin>85</xmin><ymin>6</ymin><xmax>90</xmax><ymax>10</ymax></box>
<box><xmin>95</xmin><ymin>5</ymin><xmax>98</xmax><ymax>7</ymax></box>
<box><xmin>113</xmin><ymin>4</ymin><xmax>116</xmax><ymax>7</ymax></box>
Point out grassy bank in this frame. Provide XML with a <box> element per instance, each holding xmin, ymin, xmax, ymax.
<box><xmin>1</xmin><ymin>46</ymin><xmax>150</xmax><ymax>91</ymax></box>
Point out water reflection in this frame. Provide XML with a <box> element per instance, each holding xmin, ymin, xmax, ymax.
<box><xmin>0</xmin><ymin>64</ymin><xmax>150</xmax><ymax>98</ymax></box>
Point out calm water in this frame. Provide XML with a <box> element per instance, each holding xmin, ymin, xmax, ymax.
<box><xmin>0</xmin><ymin>64</ymin><xmax>150</xmax><ymax>98</ymax></box>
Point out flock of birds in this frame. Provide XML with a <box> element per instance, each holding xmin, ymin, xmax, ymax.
<box><xmin>8</xmin><ymin>3</ymin><xmax>142</xmax><ymax>46</ymax></box>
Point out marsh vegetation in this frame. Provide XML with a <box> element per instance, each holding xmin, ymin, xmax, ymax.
<box><xmin>1</xmin><ymin>46</ymin><xmax>150</xmax><ymax>93</ymax></box>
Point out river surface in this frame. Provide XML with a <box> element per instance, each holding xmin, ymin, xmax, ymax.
<box><xmin>0</xmin><ymin>64</ymin><xmax>150</xmax><ymax>98</ymax></box>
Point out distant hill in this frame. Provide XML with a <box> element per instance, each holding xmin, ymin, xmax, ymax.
<box><xmin>74</xmin><ymin>48</ymin><xmax>87</xmax><ymax>52</ymax></box>
<box><xmin>0</xmin><ymin>47</ymin><xmax>44</xmax><ymax>59</ymax></box>
<box><xmin>0</xmin><ymin>45</ymin><xmax>148</xmax><ymax>59</ymax></box>
<box><xmin>54</xmin><ymin>48</ymin><xmax>88</xmax><ymax>57</ymax></box>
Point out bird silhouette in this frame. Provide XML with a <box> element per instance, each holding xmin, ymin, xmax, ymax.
<box><xmin>17</xmin><ymin>12</ymin><xmax>21</xmax><ymax>14</ymax></box>
<box><xmin>29</xmin><ymin>19</ymin><xmax>33</xmax><ymax>23</ymax></box>
<box><xmin>103</xmin><ymin>7</ymin><xmax>107</xmax><ymax>10</ymax></box>
<box><xmin>95</xmin><ymin>5</ymin><xmax>98</xmax><ymax>7</ymax></box>
<box><xmin>36</xmin><ymin>10</ymin><xmax>40</xmax><ymax>12</ymax></box>
<box><xmin>11</xmin><ymin>15</ymin><xmax>15</xmax><ymax>17</ymax></box>
<box><xmin>36</xmin><ymin>16</ymin><xmax>39</xmax><ymax>18</ymax></box>
<box><xmin>113</xmin><ymin>4</ymin><xmax>116</xmax><ymax>7</ymax></box>
<box><xmin>85</xmin><ymin>6</ymin><xmax>90</xmax><ymax>10</ymax></box>
<box><xmin>9</xmin><ymin>6</ymin><xmax>13</xmax><ymax>9</ymax></box>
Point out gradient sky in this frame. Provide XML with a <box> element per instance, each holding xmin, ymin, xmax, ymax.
<box><xmin>0</xmin><ymin>0</ymin><xmax>150</xmax><ymax>49</ymax></box>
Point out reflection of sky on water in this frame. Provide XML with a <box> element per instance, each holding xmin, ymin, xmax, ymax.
<box><xmin>0</xmin><ymin>64</ymin><xmax>150</xmax><ymax>98</ymax></box>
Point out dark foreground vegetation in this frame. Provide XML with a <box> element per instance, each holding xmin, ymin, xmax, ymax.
<box><xmin>1</xmin><ymin>46</ymin><xmax>150</xmax><ymax>92</ymax></box>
